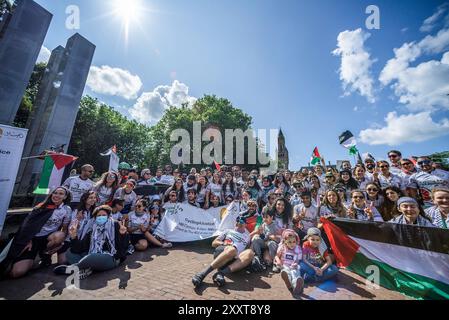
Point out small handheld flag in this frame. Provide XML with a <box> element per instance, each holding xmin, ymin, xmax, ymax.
<box><xmin>310</xmin><ymin>147</ymin><xmax>322</xmax><ymax>165</ymax></box>
<box><xmin>339</xmin><ymin>131</ymin><xmax>359</xmax><ymax>155</ymax></box>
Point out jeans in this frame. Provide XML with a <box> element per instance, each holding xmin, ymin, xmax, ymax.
<box><xmin>66</xmin><ymin>249</ymin><xmax>119</xmax><ymax>271</ymax></box>
<box><xmin>251</xmin><ymin>236</ymin><xmax>278</xmax><ymax>259</ymax></box>
<box><xmin>281</xmin><ymin>265</ymin><xmax>302</xmax><ymax>289</ymax></box>
<box><xmin>299</xmin><ymin>261</ymin><xmax>338</xmax><ymax>283</ymax></box>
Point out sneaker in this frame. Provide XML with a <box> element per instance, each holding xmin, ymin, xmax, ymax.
<box><xmin>281</xmin><ymin>270</ymin><xmax>293</xmax><ymax>291</ymax></box>
<box><xmin>293</xmin><ymin>277</ymin><xmax>305</xmax><ymax>297</ymax></box>
<box><xmin>272</xmin><ymin>265</ymin><xmax>281</xmax><ymax>273</ymax></box>
<box><xmin>53</xmin><ymin>265</ymin><xmax>71</xmax><ymax>275</ymax></box>
<box><xmin>78</xmin><ymin>268</ymin><xmax>92</xmax><ymax>280</ymax></box>
<box><xmin>212</xmin><ymin>272</ymin><xmax>226</xmax><ymax>287</ymax></box>
<box><xmin>162</xmin><ymin>242</ymin><xmax>173</xmax><ymax>249</ymax></box>
<box><xmin>192</xmin><ymin>272</ymin><xmax>206</xmax><ymax>288</ymax></box>
<box><xmin>127</xmin><ymin>245</ymin><xmax>135</xmax><ymax>255</ymax></box>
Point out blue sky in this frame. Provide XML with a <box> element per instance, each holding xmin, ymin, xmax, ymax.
<box><xmin>35</xmin><ymin>0</ymin><xmax>449</xmax><ymax>170</ymax></box>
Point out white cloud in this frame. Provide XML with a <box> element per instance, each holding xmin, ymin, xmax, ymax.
<box><xmin>332</xmin><ymin>28</ymin><xmax>376</xmax><ymax>103</ymax></box>
<box><xmin>359</xmin><ymin>111</ymin><xmax>449</xmax><ymax>146</ymax></box>
<box><xmin>379</xmin><ymin>28</ymin><xmax>449</xmax><ymax>111</ymax></box>
<box><xmin>37</xmin><ymin>46</ymin><xmax>51</xmax><ymax>64</ymax></box>
<box><xmin>420</xmin><ymin>3</ymin><xmax>449</xmax><ymax>33</ymax></box>
<box><xmin>86</xmin><ymin>65</ymin><xmax>143</xmax><ymax>100</ymax></box>
<box><xmin>129</xmin><ymin>80</ymin><xmax>197</xmax><ymax>125</ymax></box>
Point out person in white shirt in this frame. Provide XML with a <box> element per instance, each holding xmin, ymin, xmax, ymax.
<box><xmin>92</xmin><ymin>171</ymin><xmax>119</xmax><ymax>205</ymax></box>
<box><xmin>347</xmin><ymin>190</ymin><xmax>383</xmax><ymax>222</ymax></box>
<box><xmin>192</xmin><ymin>216</ymin><xmax>253</xmax><ymax>288</ymax></box>
<box><xmin>387</xmin><ymin>150</ymin><xmax>403</xmax><ymax>175</ymax></box>
<box><xmin>408</xmin><ymin>157</ymin><xmax>449</xmax><ymax>208</ymax></box>
<box><xmin>397</xmin><ymin>158</ymin><xmax>419</xmax><ymax>194</ymax></box>
<box><xmin>425</xmin><ymin>187</ymin><xmax>449</xmax><ymax>229</ymax></box>
<box><xmin>374</xmin><ymin>161</ymin><xmax>402</xmax><ymax>190</ymax></box>
<box><xmin>62</xmin><ymin>164</ymin><xmax>94</xmax><ymax>209</ymax></box>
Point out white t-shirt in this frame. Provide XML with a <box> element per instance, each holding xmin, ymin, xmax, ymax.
<box><xmin>217</xmin><ymin>229</ymin><xmax>251</xmax><ymax>255</ymax></box>
<box><xmin>207</xmin><ymin>183</ymin><xmax>223</xmax><ymax>201</ymax></box>
<box><xmin>94</xmin><ymin>185</ymin><xmax>114</xmax><ymax>205</ymax></box>
<box><xmin>408</xmin><ymin>169</ymin><xmax>449</xmax><ymax>208</ymax></box>
<box><xmin>293</xmin><ymin>203</ymin><xmax>319</xmax><ymax>230</ymax></box>
<box><xmin>62</xmin><ymin>176</ymin><xmax>93</xmax><ymax>203</ymax></box>
<box><xmin>377</xmin><ymin>173</ymin><xmax>402</xmax><ymax>190</ymax></box>
<box><xmin>128</xmin><ymin>212</ymin><xmax>150</xmax><ymax>234</ymax></box>
<box><xmin>36</xmin><ymin>205</ymin><xmax>72</xmax><ymax>237</ymax></box>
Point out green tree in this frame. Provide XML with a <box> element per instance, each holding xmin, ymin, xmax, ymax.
<box><xmin>13</xmin><ymin>62</ymin><xmax>47</xmax><ymax>128</ymax></box>
<box><xmin>67</xmin><ymin>96</ymin><xmax>152</xmax><ymax>174</ymax></box>
<box><xmin>149</xmin><ymin>95</ymin><xmax>267</xmax><ymax>171</ymax></box>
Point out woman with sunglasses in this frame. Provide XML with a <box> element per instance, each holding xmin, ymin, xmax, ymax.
<box><xmin>365</xmin><ymin>183</ymin><xmax>384</xmax><ymax>207</ymax></box>
<box><xmin>93</xmin><ymin>171</ymin><xmax>119</xmax><ymax>205</ymax></box>
<box><xmin>127</xmin><ymin>199</ymin><xmax>172</xmax><ymax>251</ymax></box>
<box><xmin>274</xmin><ymin>173</ymin><xmax>290</xmax><ymax>197</ymax></box>
<box><xmin>113</xmin><ymin>179</ymin><xmax>138</xmax><ymax>215</ymax></box>
<box><xmin>374</xmin><ymin>161</ymin><xmax>402</xmax><ymax>190</ymax></box>
<box><xmin>260</xmin><ymin>176</ymin><xmax>276</xmax><ymax>207</ymax></box>
<box><xmin>397</xmin><ymin>159</ymin><xmax>418</xmax><ymax>193</ymax></box>
<box><xmin>163</xmin><ymin>178</ymin><xmax>185</xmax><ymax>204</ymax></box>
<box><xmin>378</xmin><ymin>186</ymin><xmax>404</xmax><ymax>221</ymax></box>
<box><xmin>1</xmin><ymin>187</ymin><xmax>72</xmax><ymax>279</ymax></box>
<box><xmin>137</xmin><ymin>169</ymin><xmax>154</xmax><ymax>186</ymax></box>
<box><xmin>408</xmin><ymin>156</ymin><xmax>449</xmax><ymax>208</ymax></box>
<box><xmin>332</xmin><ymin>184</ymin><xmax>351</xmax><ymax>209</ymax></box>
<box><xmin>347</xmin><ymin>190</ymin><xmax>383</xmax><ymax>222</ymax></box>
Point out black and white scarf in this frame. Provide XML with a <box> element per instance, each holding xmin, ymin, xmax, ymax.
<box><xmin>89</xmin><ymin>219</ymin><xmax>116</xmax><ymax>256</ymax></box>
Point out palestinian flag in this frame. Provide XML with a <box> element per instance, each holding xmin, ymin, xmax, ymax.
<box><xmin>339</xmin><ymin>131</ymin><xmax>358</xmax><ymax>155</ymax></box>
<box><xmin>214</xmin><ymin>160</ymin><xmax>221</xmax><ymax>171</ymax></box>
<box><xmin>310</xmin><ymin>147</ymin><xmax>322</xmax><ymax>165</ymax></box>
<box><xmin>321</xmin><ymin>218</ymin><xmax>449</xmax><ymax>300</ymax></box>
<box><xmin>34</xmin><ymin>153</ymin><xmax>78</xmax><ymax>195</ymax></box>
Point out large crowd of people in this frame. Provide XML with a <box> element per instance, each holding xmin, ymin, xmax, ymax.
<box><xmin>1</xmin><ymin>150</ymin><xmax>448</xmax><ymax>298</ymax></box>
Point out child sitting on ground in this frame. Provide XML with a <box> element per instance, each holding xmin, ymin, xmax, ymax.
<box><xmin>300</xmin><ymin>227</ymin><xmax>338</xmax><ymax>283</ymax></box>
<box><xmin>274</xmin><ymin>229</ymin><xmax>304</xmax><ymax>297</ymax></box>
<box><xmin>251</xmin><ymin>210</ymin><xmax>281</xmax><ymax>271</ymax></box>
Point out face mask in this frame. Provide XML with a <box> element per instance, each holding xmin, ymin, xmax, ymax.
<box><xmin>96</xmin><ymin>216</ymin><xmax>108</xmax><ymax>226</ymax></box>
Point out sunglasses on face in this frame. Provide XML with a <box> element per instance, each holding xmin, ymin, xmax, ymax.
<box><xmin>418</xmin><ymin>160</ymin><xmax>431</xmax><ymax>166</ymax></box>
<box><xmin>136</xmin><ymin>205</ymin><xmax>144</xmax><ymax>208</ymax></box>
<box><xmin>170</xmin><ymin>194</ymin><xmax>177</xmax><ymax>198</ymax></box>
<box><xmin>367</xmin><ymin>188</ymin><xmax>378</xmax><ymax>192</ymax></box>
<box><xmin>388</xmin><ymin>154</ymin><xmax>398</xmax><ymax>158</ymax></box>
<box><xmin>352</xmin><ymin>196</ymin><xmax>364</xmax><ymax>199</ymax></box>
<box><xmin>401</xmin><ymin>162</ymin><xmax>412</xmax><ymax>166</ymax></box>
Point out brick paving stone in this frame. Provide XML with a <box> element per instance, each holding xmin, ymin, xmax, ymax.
<box><xmin>0</xmin><ymin>243</ymin><xmax>411</xmax><ymax>300</ymax></box>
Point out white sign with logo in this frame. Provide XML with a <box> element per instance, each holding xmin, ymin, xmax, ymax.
<box><xmin>0</xmin><ymin>125</ymin><xmax>28</xmax><ymax>235</ymax></box>
<box><xmin>154</xmin><ymin>202</ymin><xmax>241</xmax><ymax>242</ymax></box>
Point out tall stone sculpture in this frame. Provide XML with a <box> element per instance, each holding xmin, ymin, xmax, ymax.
<box><xmin>16</xmin><ymin>33</ymin><xmax>96</xmax><ymax>195</ymax></box>
<box><xmin>0</xmin><ymin>0</ymin><xmax>52</xmax><ymax>125</ymax></box>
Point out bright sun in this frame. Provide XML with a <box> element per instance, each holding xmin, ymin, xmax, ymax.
<box><xmin>113</xmin><ymin>0</ymin><xmax>142</xmax><ymax>23</ymax></box>
<box><xmin>112</xmin><ymin>0</ymin><xmax>144</xmax><ymax>44</ymax></box>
